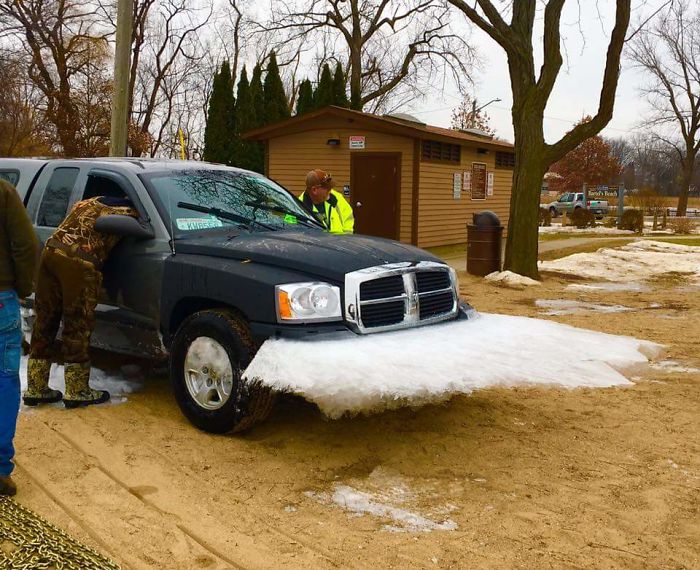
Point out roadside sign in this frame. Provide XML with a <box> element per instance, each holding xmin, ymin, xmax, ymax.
<box><xmin>349</xmin><ymin>136</ymin><xmax>365</xmax><ymax>149</ymax></box>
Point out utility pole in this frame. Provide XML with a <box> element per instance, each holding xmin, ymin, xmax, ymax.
<box><xmin>109</xmin><ymin>0</ymin><xmax>134</xmax><ymax>157</ymax></box>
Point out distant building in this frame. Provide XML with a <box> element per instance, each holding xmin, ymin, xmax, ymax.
<box><xmin>244</xmin><ymin>106</ymin><xmax>515</xmax><ymax>248</ymax></box>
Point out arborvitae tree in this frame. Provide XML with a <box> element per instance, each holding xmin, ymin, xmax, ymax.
<box><xmin>232</xmin><ymin>66</ymin><xmax>259</xmax><ymax>170</ymax></box>
<box><xmin>203</xmin><ymin>61</ymin><xmax>235</xmax><ymax>165</ymax></box>
<box><xmin>296</xmin><ymin>79</ymin><xmax>315</xmax><ymax>115</ymax></box>
<box><xmin>315</xmin><ymin>63</ymin><xmax>334</xmax><ymax>108</ymax></box>
<box><xmin>250</xmin><ymin>63</ymin><xmax>265</xmax><ymax>128</ymax></box>
<box><xmin>332</xmin><ymin>62</ymin><xmax>349</xmax><ymax>107</ymax></box>
<box><xmin>263</xmin><ymin>51</ymin><xmax>290</xmax><ymax>123</ymax></box>
<box><xmin>247</xmin><ymin>63</ymin><xmax>266</xmax><ymax>173</ymax></box>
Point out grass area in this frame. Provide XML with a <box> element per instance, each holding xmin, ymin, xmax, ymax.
<box><xmin>538</xmin><ymin>238</ymin><xmax>635</xmax><ymax>261</ymax></box>
<box><xmin>425</xmin><ymin>243</ymin><xmax>466</xmax><ymax>259</ymax></box>
<box><xmin>538</xmin><ymin>232</ymin><xmax>631</xmax><ymax>242</ymax></box>
<box><xmin>647</xmin><ymin>236</ymin><xmax>700</xmax><ymax>246</ymax></box>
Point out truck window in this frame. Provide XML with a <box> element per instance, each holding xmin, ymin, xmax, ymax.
<box><xmin>36</xmin><ymin>167</ymin><xmax>79</xmax><ymax>227</ymax></box>
<box><xmin>0</xmin><ymin>170</ymin><xmax>20</xmax><ymax>186</ymax></box>
<box><xmin>82</xmin><ymin>175</ymin><xmax>127</xmax><ymax>201</ymax></box>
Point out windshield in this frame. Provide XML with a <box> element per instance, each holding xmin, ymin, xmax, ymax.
<box><xmin>142</xmin><ymin>169</ymin><xmax>322</xmax><ymax>235</ymax></box>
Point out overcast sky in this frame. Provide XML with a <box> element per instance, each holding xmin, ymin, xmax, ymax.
<box><xmin>399</xmin><ymin>1</ymin><xmax>668</xmax><ymax>144</ymax></box>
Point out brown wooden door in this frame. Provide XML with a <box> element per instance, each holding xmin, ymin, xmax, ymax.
<box><xmin>350</xmin><ymin>153</ymin><xmax>400</xmax><ymax>239</ymax></box>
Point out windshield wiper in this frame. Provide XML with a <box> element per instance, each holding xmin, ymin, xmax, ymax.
<box><xmin>244</xmin><ymin>200</ymin><xmax>322</xmax><ymax>229</ymax></box>
<box><xmin>177</xmin><ymin>202</ymin><xmax>276</xmax><ymax>232</ymax></box>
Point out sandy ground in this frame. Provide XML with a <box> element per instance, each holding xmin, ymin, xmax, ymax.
<box><xmin>12</xmin><ymin>268</ymin><xmax>700</xmax><ymax>569</ymax></box>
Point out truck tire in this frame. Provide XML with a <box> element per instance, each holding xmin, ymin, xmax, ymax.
<box><xmin>170</xmin><ymin>309</ymin><xmax>276</xmax><ymax>434</ymax></box>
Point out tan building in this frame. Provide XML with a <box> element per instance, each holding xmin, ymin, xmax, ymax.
<box><xmin>244</xmin><ymin>106</ymin><xmax>514</xmax><ymax>248</ymax></box>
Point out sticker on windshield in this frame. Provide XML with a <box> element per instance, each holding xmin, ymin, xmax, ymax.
<box><xmin>176</xmin><ymin>217</ymin><xmax>224</xmax><ymax>231</ymax></box>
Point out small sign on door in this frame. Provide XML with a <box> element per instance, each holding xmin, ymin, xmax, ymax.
<box><xmin>349</xmin><ymin>136</ymin><xmax>365</xmax><ymax>149</ymax></box>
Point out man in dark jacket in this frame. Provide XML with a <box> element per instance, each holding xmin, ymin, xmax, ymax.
<box><xmin>0</xmin><ymin>179</ymin><xmax>39</xmax><ymax>496</ymax></box>
<box><xmin>24</xmin><ymin>196</ymin><xmax>138</xmax><ymax>409</ymax></box>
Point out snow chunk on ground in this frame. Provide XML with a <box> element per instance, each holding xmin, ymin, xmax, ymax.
<box><xmin>306</xmin><ymin>468</ymin><xmax>457</xmax><ymax>533</ymax></box>
<box><xmin>539</xmin><ymin>224</ymin><xmax>634</xmax><ymax>235</ymax></box>
<box><xmin>244</xmin><ymin>313</ymin><xmax>663</xmax><ymax>418</ymax></box>
<box><xmin>536</xmin><ymin>299</ymin><xmax>635</xmax><ymax>316</ymax></box>
<box><xmin>485</xmin><ymin>270</ymin><xmax>541</xmax><ymax>288</ymax></box>
<box><xmin>567</xmin><ymin>282</ymin><xmax>651</xmax><ymax>293</ymax></box>
<box><xmin>539</xmin><ymin>240</ymin><xmax>700</xmax><ymax>282</ymax></box>
<box><xmin>650</xmin><ymin>360</ymin><xmax>700</xmax><ymax>374</ymax></box>
<box><xmin>19</xmin><ymin>356</ymin><xmax>145</xmax><ymax>409</ymax></box>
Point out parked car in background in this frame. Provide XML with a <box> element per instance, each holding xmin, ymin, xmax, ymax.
<box><xmin>545</xmin><ymin>192</ymin><xmax>609</xmax><ymax>219</ymax></box>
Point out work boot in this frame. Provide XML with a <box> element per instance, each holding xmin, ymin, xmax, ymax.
<box><xmin>23</xmin><ymin>358</ymin><xmax>63</xmax><ymax>406</ymax></box>
<box><xmin>0</xmin><ymin>475</ymin><xmax>17</xmax><ymax>497</ymax></box>
<box><xmin>63</xmin><ymin>362</ymin><xmax>110</xmax><ymax>409</ymax></box>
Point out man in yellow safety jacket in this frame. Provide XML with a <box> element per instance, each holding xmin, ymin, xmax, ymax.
<box><xmin>298</xmin><ymin>170</ymin><xmax>354</xmax><ymax>235</ymax></box>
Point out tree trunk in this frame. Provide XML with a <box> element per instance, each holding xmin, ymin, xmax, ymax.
<box><xmin>349</xmin><ymin>46</ymin><xmax>362</xmax><ymax>111</ymax></box>
<box><xmin>676</xmin><ymin>150</ymin><xmax>696</xmax><ymax>217</ymax></box>
<box><xmin>503</xmin><ymin>114</ymin><xmax>546</xmax><ymax>279</ymax></box>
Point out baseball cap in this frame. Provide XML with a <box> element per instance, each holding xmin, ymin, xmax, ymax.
<box><xmin>305</xmin><ymin>169</ymin><xmax>333</xmax><ymax>189</ymax></box>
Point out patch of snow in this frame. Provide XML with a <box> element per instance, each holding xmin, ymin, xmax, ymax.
<box><xmin>539</xmin><ymin>240</ymin><xmax>700</xmax><ymax>282</ymax></box>
<box><xmin>485</xmin><ymin>271</ymin><xmax>541</xmax><ymax>288</ymax></box>
<box><xmin>306</xmin><ymin>468</ymin><xmax>457</xmax><ymax>533</ymax></box>
<box><xmin>244</xmin><ymin>313</ymin><xmax>663</xmax><ymax>418</ymax></box>
<box><xmin>19</xmin><ymin>356</ymin><xmax>145</xmax><ymax>409</ymax></box>
<box><xmin>650</xmin><ymin>360</ymin><xmax>700</xmax><ymax>374</ymax></box>
<box><xmin>535</xmin><ymin>299</ymin><xmax>634</xmax><ymax>315</ymax></box>
<box><xmin>539</xmin><ymin>224</ymin><xmax>634</xmax><ymax>235</ymax></box>
<box><xmin>567</xmin><ymin>282</ymin><xmax>651</xmax><ymax>293</ymax></box>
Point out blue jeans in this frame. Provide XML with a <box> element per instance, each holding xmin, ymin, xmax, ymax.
<box><xmin>0</xmin><ymin>289</ymin><xmax>21</xmax><ymax>477</ymax></box>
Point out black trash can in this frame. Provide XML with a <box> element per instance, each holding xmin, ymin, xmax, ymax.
<box><xmin>467</xmin><ymin>211</ymin><xmax>503</xmax><ymax>276</ymax></box>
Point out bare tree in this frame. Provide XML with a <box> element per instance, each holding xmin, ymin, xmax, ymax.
<box><xmin>447</xmin><ymin>0</ymin><xmax>631</xmax><ymax>278</ymax></box>
<box><xmin>628</xmin><ymin>0</ymin><xmax>700</xmax><ymax>216</ymax></box>
<box><xmin>126</xmin><ymin>0</ymin><xmax>212</xmax><ymax>156</ymax></box>
<box><xmin>0</xmin><ymin>50</ymin><xmax>51</xmax><ymax>156</ymax></box>
<box><xmin>0</xmin><ymin>0</ymin><xmax>110</xmax><ymax>156</ymax></box>
<box><xmin>262</xmin><ymin>0</ymin><xmax>476</xmax><ymax>112</ymax></box>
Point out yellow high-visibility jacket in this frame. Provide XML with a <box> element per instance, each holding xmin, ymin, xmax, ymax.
<box><xmin>299</xmin><ymin>189</ymin><xmax>355</xmax><ymax>234</ymax></box>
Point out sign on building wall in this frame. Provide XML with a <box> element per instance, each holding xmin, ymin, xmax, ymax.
<box><xmin>471</xmin><ymin>163</ymin><xmax>487</xmax><ymax>200</ymax></box>
<box><xmin>463</xmin><ymin>171</ymin><xmax>471</xmax><ymax>195</ymax></box>
<box><xmin>349</xmin><ymin>136</ymin><xmax>365</xmax><ymax>149</ymax></box>
<box><xmin>487</xmin><ymin>172</ymin><xmax>494</xmax><ymax>196</ymax></box>
<box><xmin>453</xmin><ymin>172</ymin><xmax>462</xmax><ymax>199</ymax></box>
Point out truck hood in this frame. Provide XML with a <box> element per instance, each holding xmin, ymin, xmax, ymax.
<box><xmin>173</xmin><ymin>230</ymin><xmax>444</xmax><ymax>282</ymax></box>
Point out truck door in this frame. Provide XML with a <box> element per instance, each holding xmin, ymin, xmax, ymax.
<box><xmin>75</xmin><ymin>169</ymin><xmax>170</xmax><ymax>358</ymax></box>
<box><xmin>25</xmin><ymin>164</ymin><xmax>86</xmax><ymax>245</ymax></box>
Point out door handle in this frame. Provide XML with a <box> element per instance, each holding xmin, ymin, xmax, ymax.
<box><xmin>355</xmin><ymin>201</ymin><xmax>362</xmax><ymax>207</ymax></box>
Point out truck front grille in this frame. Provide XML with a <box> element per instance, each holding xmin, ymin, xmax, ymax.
<box><xmin>360</xmin><ymin>275</ymin><xmax>404</xmax><ymax>301</ymax></box>
<box><xmin>345</xmin><ymin>263</ymin><xmax>458</xmax><ymax>334</ymax></box>
<box><xmin>419</xmin><ymin>291</ymin><xmax>455</xmax><ymax>319</ymax></box>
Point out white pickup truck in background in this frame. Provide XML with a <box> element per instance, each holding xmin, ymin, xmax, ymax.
<box><xmin>545</xmin><ymin>192</ymin><xmax>609</xmax><ymax>218</ymax></box>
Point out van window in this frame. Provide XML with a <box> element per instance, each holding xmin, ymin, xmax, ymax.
<box><xmin>0</xmin><ymin>170</ymin><xmax>20</xmax><ymax>187</ymax></box>
<box><xmin>36</xmin><ymin>167</ymin><xmax>79</xmax><ymax>227</ymax></box>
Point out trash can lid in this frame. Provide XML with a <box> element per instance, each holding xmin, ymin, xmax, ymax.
<box><xmin>472</xmin><ymin>210</ymin><xmax>502</xmax><ymax>227</ymax></box>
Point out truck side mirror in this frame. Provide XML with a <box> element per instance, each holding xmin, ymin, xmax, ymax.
<box><xmin>95</xmin><ymin>215</ymin><xmax>155</xmax><ymax>240</ymax></box>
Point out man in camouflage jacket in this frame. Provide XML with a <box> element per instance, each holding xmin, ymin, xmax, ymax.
<box><xmin>24</xmin><ymin>196</ymin><xmax>138</xmax><ymax>408</ymax></box>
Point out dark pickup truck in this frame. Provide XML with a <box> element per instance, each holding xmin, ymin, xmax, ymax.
<box><xmin>1</xmin><ymin>158</ymin><xmax>470</xmax><ymax>432</ymax></box>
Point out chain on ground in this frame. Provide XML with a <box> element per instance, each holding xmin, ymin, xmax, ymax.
<box><xmin>0</xmin><ymin>497</ymin><xmax>120</xmax><ymax>569</ymax></box>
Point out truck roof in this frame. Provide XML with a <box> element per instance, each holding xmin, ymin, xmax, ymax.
<box><xmin>0</xmin><ymin>157</ymin><xmax>252</xmax><ymax>174</ymax></box>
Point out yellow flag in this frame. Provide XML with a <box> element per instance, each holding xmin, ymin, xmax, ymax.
<box><xmin>178</xmin><ymin>128</ymin><xmax>186</xmax><ymax>160</ymax></box>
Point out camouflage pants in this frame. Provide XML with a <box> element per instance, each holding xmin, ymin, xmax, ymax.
<box><xmin>29</xmin><ymin>248</ymin><xmax>102</xmax><ymax>364</ymax></box>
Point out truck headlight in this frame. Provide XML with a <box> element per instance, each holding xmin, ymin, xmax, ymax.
<box><xmin>276</xmin><ymin>282</ymin><xmax>342</xmax><ymax>322</ymax></box>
